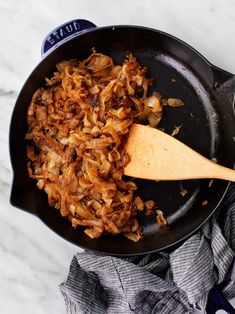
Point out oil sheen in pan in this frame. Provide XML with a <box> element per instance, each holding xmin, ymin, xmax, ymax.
<box><xmin>133</xmin><ymin>51</ymin><xmax>220</xmax><ymax>230</ymax></box>
<box><xmin>153</xmin><ymin>52</ymin><xmax>220</xmax><ymax>156</ymax></box>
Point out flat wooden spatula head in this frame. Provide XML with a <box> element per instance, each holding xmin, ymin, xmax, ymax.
<box><xmin>124</xmin><ymin>123</ymin><xmax>235</xmax><ymax>182</ymax></box>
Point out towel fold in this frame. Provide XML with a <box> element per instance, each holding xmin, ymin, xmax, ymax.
<box><xmin>60</xmin><ymin>184</ymin><xmax>235</xmax><ymax>314</ymax></box>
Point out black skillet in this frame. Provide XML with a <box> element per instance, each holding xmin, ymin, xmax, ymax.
<box><xmin>9</xmin><ymin>20</ymin><xmax>235</xmax><ymax>257</ymax></box>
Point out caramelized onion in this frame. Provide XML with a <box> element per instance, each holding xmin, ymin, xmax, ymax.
<box><xmin>26</xmin><ymin>52</ymin><xmax>170</xmax><ymax>241</ymax></box>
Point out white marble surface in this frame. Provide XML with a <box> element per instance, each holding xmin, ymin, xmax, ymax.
<box><xmin>0</xmin><ymin>0</ymin><xmax>235</xmax><ymax>313</ymax></box>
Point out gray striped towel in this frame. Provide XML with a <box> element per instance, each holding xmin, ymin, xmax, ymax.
<box><xmin>60</xmin><ymin>184</ymin><xmax>235</xmax><ymax>314</ymax></box>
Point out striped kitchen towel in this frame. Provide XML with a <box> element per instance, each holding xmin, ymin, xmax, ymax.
<box><xmin>60</xmin><ymin>184</ymin><xmax>235</xmax><ymax>314</ymax></box>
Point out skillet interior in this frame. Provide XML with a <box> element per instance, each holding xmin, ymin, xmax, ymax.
<box><xmin>10</xmin><ymin>26</ymin><xmax>235</xmax><ymax>255</ymax></box>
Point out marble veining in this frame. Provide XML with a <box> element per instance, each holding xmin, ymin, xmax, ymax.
<box><xmin>0</xmin><ymin>0</ymin><xmax>234</xmax><ymax>313</ymax></box>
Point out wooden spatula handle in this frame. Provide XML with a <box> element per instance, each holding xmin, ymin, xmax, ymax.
<box><xmin>206</xmin><ymin>163</ymin><xmax>235</xmax><ymax>182</ymax></box>
<box><xmin>124</xmin><ymin>124</ymin><xmax>235</xmax><ymax>182</ymax></box>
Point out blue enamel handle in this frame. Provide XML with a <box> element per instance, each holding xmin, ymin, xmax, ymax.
<box><xmin>41</xmin><ymin>19</ymin><xmax>96</xmax><ymax>57</ymax></box>
<box><xmin>206</xmin><ymin>287</ymin><xmax>235</xmax><ymax>314</ymax></box>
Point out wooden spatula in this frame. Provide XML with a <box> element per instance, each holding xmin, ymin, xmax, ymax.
<box><xmin>124</xmin><ymin>123</ymin><xmax>235</xmax><ymax>182</ymax></box>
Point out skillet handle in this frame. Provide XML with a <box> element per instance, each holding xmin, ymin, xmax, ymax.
<box><xmin>10</xmin><ymin>175</ymin><xmax>38</xmax><ymax>216</ymax></box>
<box><xmin>41</xmin><ymin>19</ymin><xmax>97</xmax><ymax>58</ymax></box>
<box><xmin>206</xmin><ymin>286</ymin><xmax>235</xmax><ymax>314</ymax></box>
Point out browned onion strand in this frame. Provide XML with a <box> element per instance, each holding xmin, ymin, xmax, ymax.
<box><xmin>26</xmin><ymin>52</ymin><xmax>175</xmax><ymax>241</ymax></box>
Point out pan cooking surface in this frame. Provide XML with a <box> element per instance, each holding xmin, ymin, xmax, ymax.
<box><xmin>10</xmin><ymin>26</ymin><xmax>234</xmax><ymax>255</ymax></box>
<box><xmin>124</xmin><ymin>50</ymin><xmax>219</xmax><ymax>228</ymax></box>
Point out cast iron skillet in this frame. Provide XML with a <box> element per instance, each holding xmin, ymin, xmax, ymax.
<box><xmin>9</xmin><ymin>19</ymin><xmax>235</xmax><ymax>256</ymax></box>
